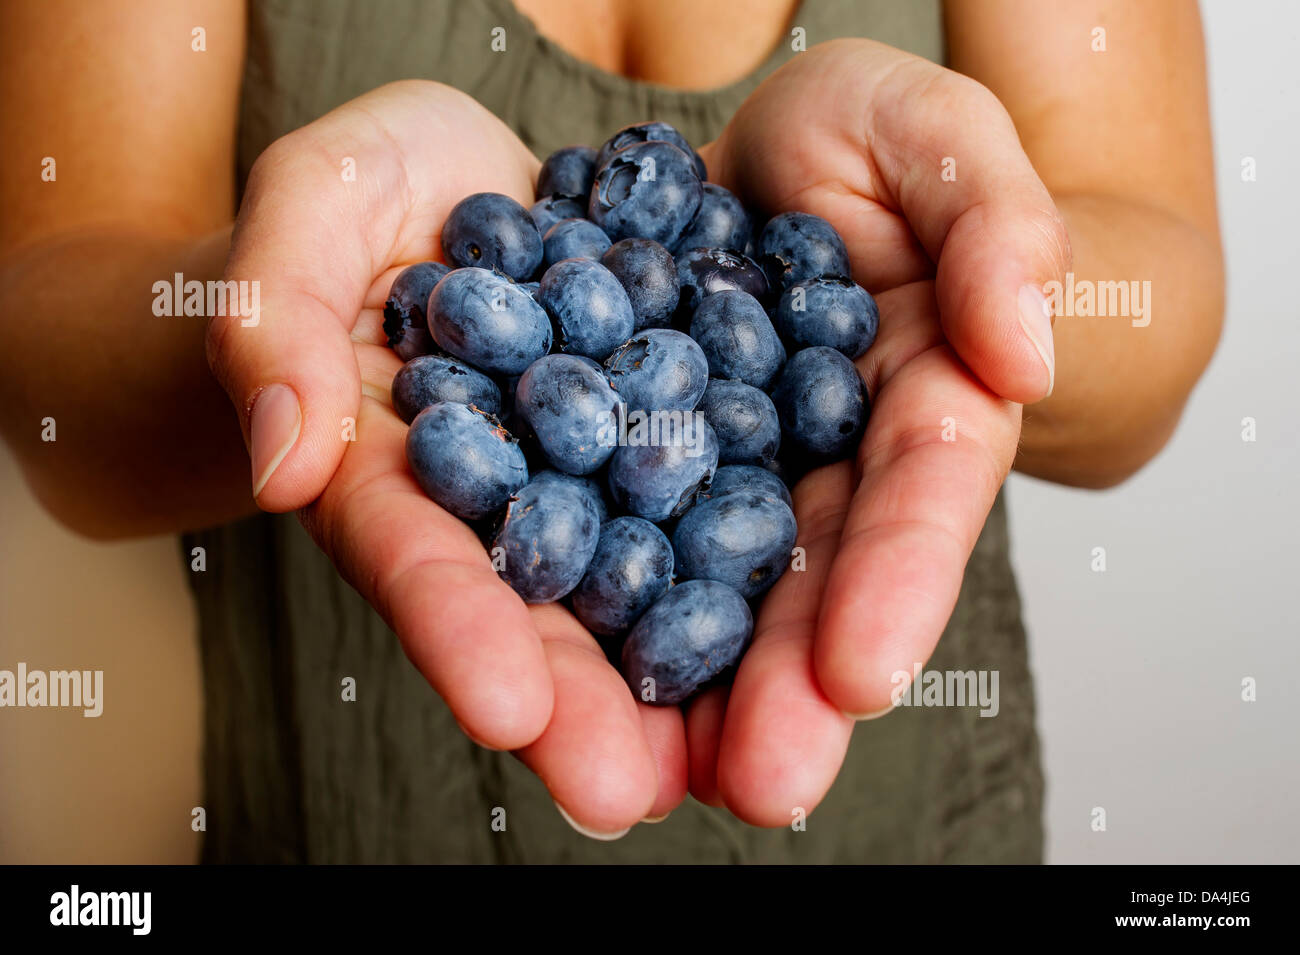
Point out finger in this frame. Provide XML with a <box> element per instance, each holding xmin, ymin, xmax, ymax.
<box><xmin>516</xmin><ymin>605</ymin><xmax>661</xmax><ymax>837</ymax></box>
<box><xmin>854</xmin><ymin>282</ymin><xmax>948</xmax><ymax>396</ymax></box>
<box><xmin>351</xmin><ymin>265</ymin><xmax>417</xmax><ymax>348</ymax></box>
<box><xmin>207</xmin><ymin>129</ymin><xmax>385</xmax><ymax>513</ymax></box>
<box><xmin>684</xmin><ymin>686</ymin><xmax>728</xmax><ymax>808</ymax></box>
<box><xmin>866</xmin><ymin>52</ymin><xmax>1072</xmax><ymax>403</ymax></box>
<box><xmin>814</xmin><ymin>345</ymin><xmax>1021</xmax><ymax>716</ymax></box>
<box><xmin>299</xmin><ymin>343</ymin><xmax>553</xmax><ymax>749</ymax></box>
<box><xmin>637</xmin><ymin>702</ymin><xmax>689</xmax><ymax>821</ymax></box>
<box><xmin>713</xmin><ymin>465</ymin><xmax>855</xmax><ymax>827</ymax></box>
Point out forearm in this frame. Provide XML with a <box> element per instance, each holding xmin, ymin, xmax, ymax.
<box><xmin>1015</xmin><ymin>194</ymin><xmax>1224</xmax><ymax>487</ymax></box>
<box><xmin>0</xmin><ymin>227</ymin><xmax>255</xmax><ymax>537</ymax></box>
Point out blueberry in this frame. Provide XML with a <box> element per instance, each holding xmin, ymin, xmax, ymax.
<box><xmin>603</xmin><ymin>328</ymin><xmax>708</xmax><ymax>414</ymax></box>
<box><xmin>493</xmin><ymin>475</ymin><xmax>600</xmax><ymax>603</ymax></box>
<box><xmin>428</xmin><ymin>267</ymin><xmax>552</xmax><ymax>376</ymax></box>
<box><xmin>697</xmin><ymin>379</ymin><xmax>781</xmax><ymax>468</ymax></box>
<box><xmin>542</xmin><ymin>218</ymin><xmax>612</xmax><ymax>266</ymax></box>
<box><xmin>441</xmin><ymin>192</ymin><xmax>544</xmax><ymax>281</ymax></box>
<box><xmin>588</xmin><ymin>141</ymin><xmax>702</xmax><ymax>248</ymax></box>
<box><xmin>757</xmin><ymin>211</ymin><xmax>852</xmax><ymax>290</ymax></box>
<box><xmin>704</xmin><ymin>464</ymin><xmax>794</xmax><ymax>510</ymax></box>
<box><xmin>672</xmin><ymin>183</ymin><xmax>751</xmax><ymax>253</ymax></box>
<box><xmin>391</xmin><ymin>354</ymin><xmax>501</xmax><ymax>424</ymax></box>
<box><xmin>530</xmin><ymin>195</ymin><xmax>587</xmax><ymax>237</ymax></box>
<box><xmin>528</xmin><ymin>469</ymin><xmax>609</xmax><ymax>525</ymax></box>
<box><xmin>672</xmin><ymin>489</ymin><xmax>797</xmax><ymax>599</ymax></box>
<box><xmin>607</xmin><ymin>418</ymin><xmax>718</xmax><ymax>523</ymax></box>
<box><xmin>570</xmin><ymin>517</ymin><xmax>674</xmax><ymax>636</ymax></box>
<box><xmin>536</xmin><ymin>145</ymin><xmax>598</xmax><ymax>200</ymax></box>
<box><xmin>537</xmin><ymin>258</ymin><xmax>636</xmax><ymax>361</ymax></box>
<box><xmin>774</xmin><ymin>277</ymin><xmax>879</xmax><ymax>358</ymax></box>
<box><xmin>383</xmin><ymin>262</ymin><xmax>450</xmax><ymax>360</ymax></box>
<box><xmin>770</xmin><ymin>346</ymin><xmax>869</xmax><ymax>462</ymax></box>
<box><xmin>688</xmin><ymin>289</ymin><xmax>786</xmax><ymax>390</ymax></box>
<box><xmin>674</xmin><ymin>247</ymin><xmax>769</xmax><ymax>319</ymax></box>
<box><xmin>693</xmin><ymin>152</ymin><xmax>709</xmax><ymax>181</ymax></box>
<box><xmin>600</xmin><ymin>238</ymin><xmax>680</xmax><ymax>331</ymax></box>
<box><xmin>514</xmin><ymin>354</ymin><xmax>620</xmax><ymax>475</ymax></box>
<box><xmin>406</xmin><ymin>402</ymin><xmax>528</xmax><ymax>520</ymax></box>
<box><xmin>595</xmin><ymin>121</ymin><xmax>707</xmax><ymax>181</ymax></box>
<box><xmin>620</xmin><ymin>580</ymin><xmax>753</xmax><ymax>705</ymax></box>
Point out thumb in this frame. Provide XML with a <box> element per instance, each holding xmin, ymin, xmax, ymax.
<box><xmin>713</xmin><ymin>42</ymin><xmax>1072</xmax><ymax>404</ymax></box>
<box><xmin>205</xmin><ymin>138</ymin><xmax>372</xmax><ymax>511</ymax></box>
<box><xmin>933</xmin><ymin>195</ymin><xmax>1070</xmax><ymax>403</ymax></box>
<box><xmin>875</xmin><ymin>69</ymin><xmax>1072</xmax><ymax>404</ymax></box>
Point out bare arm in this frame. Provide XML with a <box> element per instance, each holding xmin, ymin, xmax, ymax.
<box><xmin>947</xmin><ymin>0</ymin><xmax>1224</xmax><ymax>487</ymax></box>
<box><xmin>0</xmin><ymin>0</ymin><xmax>250</xmax><ymax>536</ymax></box>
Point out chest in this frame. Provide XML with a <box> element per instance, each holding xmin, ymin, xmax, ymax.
<box><xmin>236</xmin><ymin>0</ymin><xmax>943</xmax><ymax>186</ymax></box>
<box><xmin>510</xmin><ymin>0</ymin><xmax>802</xmax><ymax>90</ymax></box>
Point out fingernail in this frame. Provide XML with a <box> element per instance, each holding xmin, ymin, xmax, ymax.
<box><xmin>249</xmin><ymin>383</ymin><xmax>301</xmax><ymax>499</ymax></box>
<box><xmin>843</xmin><ymin>703</ymin><xmax>897</xmax><ymax>722</ymax></box>
<box><xmin>1017</xmin><ymin>284</ymin><xmax>1055</xmax><ymax>397</ymax></box>
<box><xmin>641</xmin><ymin>812</ymin><xmax>671</xmax><ymax>824</ymax></box>
<box><xmin>554</xmin><ymin>801</ymin><xmax>630</xmax><ymax>841</ymax></box>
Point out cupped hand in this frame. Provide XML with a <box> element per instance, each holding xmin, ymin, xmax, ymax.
<box><xmin>205</xmin><ymin>81</ymin><xmax>685</xmax><ymax>836</ymax></box>
<box><xmin>690</xmin><ymin>39</ymin><xmax>1071</xmax><ymax>824</ymax></box>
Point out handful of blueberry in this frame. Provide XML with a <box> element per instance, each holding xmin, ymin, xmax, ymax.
<box><xmin>386</xmin><ymin>122</ymin><xmax>878</xmax><ymax>706</ymax></box>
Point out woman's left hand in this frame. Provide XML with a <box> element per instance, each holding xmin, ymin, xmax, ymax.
<box><xmin>690</xmin><ymin>38</ymin><xmax>1070</xmax><ymax>824</ymax></box>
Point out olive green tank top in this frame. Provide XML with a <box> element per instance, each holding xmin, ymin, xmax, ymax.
<box><xmin>184</xmin><ymin>0</ymin><xmax>1043</xmax><ymax>863</ymax></box>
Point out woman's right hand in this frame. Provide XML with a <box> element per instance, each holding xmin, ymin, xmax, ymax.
<box><xmin>206</xmin><ymin>81</ymin><xmax>685</xmax><ymax>837</ymax></box>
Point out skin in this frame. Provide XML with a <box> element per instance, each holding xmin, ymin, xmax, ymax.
<box><xmin>0</xmin><ymin>1</ymin><xmax>1222</xmax><ymax>835</ymax></box>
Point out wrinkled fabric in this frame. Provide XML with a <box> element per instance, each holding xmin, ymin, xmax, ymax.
<box><xmin>184</xmin><ymin>0</ymin><xmax>1044</xmax><ymax>863</ymax></box>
